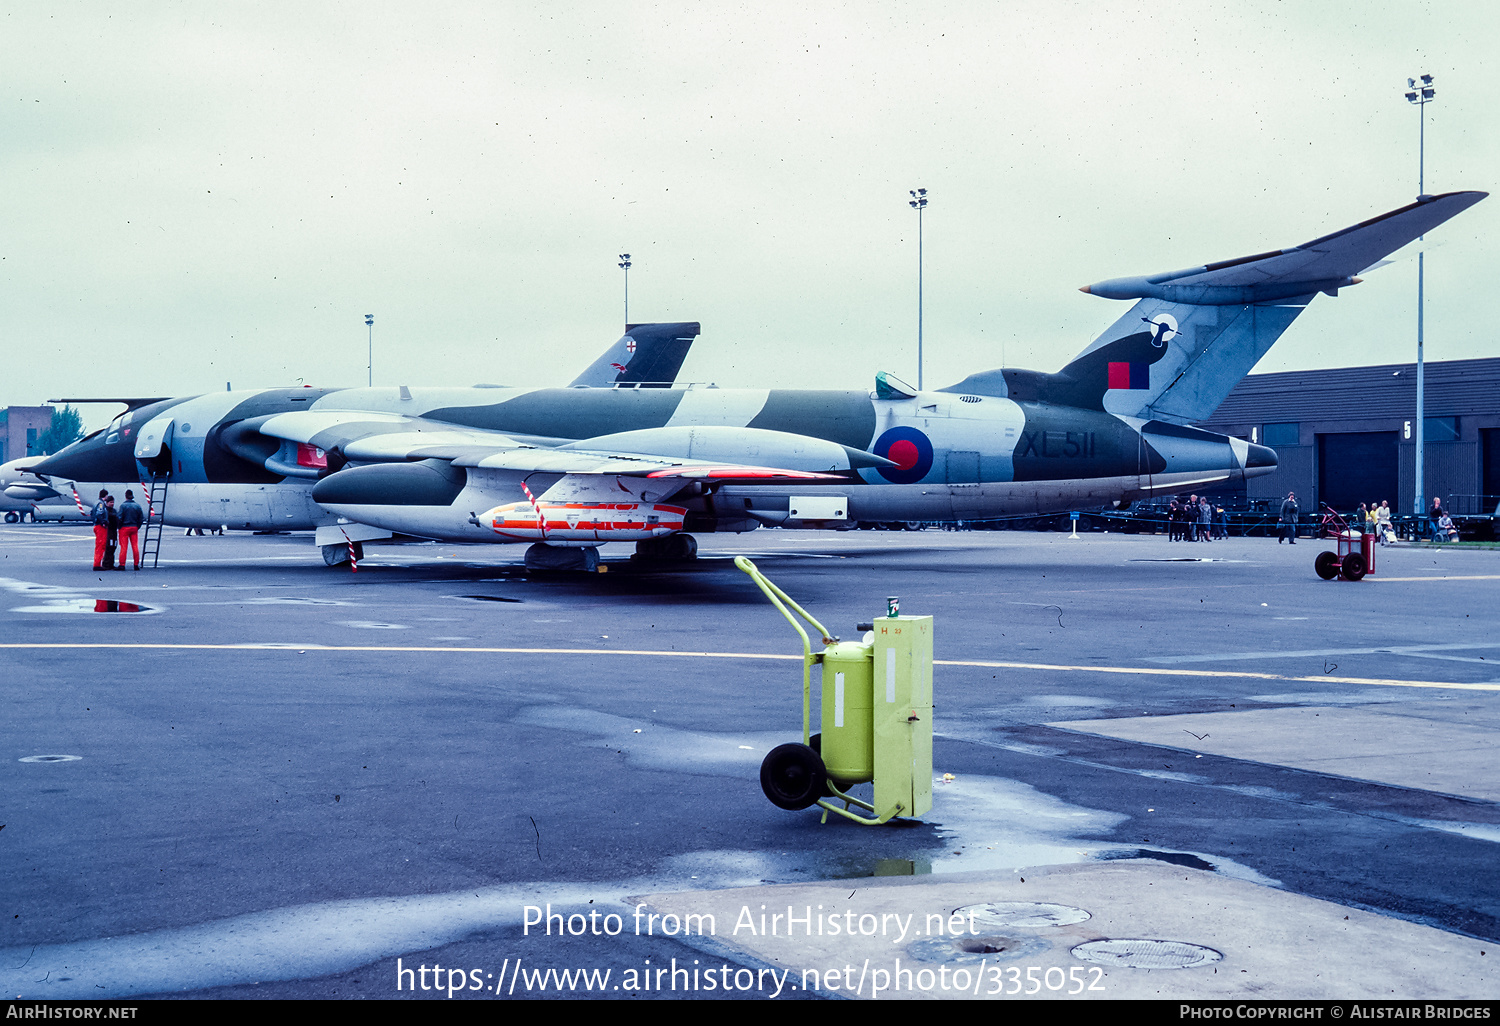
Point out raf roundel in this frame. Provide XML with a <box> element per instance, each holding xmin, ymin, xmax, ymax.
<box><xmin>872</xmin><ymin>426</ymin><xmax>934</xmax><ymax>484</ymax></box>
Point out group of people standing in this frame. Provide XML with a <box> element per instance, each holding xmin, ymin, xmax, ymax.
<box><xmin>1167</xmin><ymin>494</ymin><xmax>1224</xmax><ymax>541</ymax></box>
<box><xmin>1355</xmin><ymin>500</ymin><xmax>1399</xmax><ymax>545</ymax></box>
<box><xmin>91</xmin><ymin>489</ymin><xmax>146</xmax><ymax>570</ymax></box>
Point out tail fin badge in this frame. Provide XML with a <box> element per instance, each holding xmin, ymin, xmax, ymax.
<box><xmin>1143</xmin><ymin>314</ymin><xmax>1178</xmax><ymax>346</ymax></box>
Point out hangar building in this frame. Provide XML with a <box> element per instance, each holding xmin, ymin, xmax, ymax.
<box><xmin>0</xmin><ymin>406</ymin><xmax>54</xmax><ymax>465</ymax></box>
<box><xmin>1198</xmin><ymin>357</ymin><xmax>1500</xmax><ymax>515</ymax></box>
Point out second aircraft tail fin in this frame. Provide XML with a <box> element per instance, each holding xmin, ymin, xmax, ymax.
<box><xmin>569</xmin><ymin>322</ymin><xmax>702</xmax><ymax>388</ymax></box>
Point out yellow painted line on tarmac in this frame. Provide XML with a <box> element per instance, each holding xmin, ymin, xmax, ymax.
<box><xmin>2</xmin><ymin>643</ymin><xmax>1497</xmax><ymax>691</ymax></box>
<box><xmin>0</xmin><ymin>642</ymin><xmax>802</xmax><ymax>659</ymax></box>
<box><xmin>1369</xmin><ymin>574</ymin><xmax>1500</xmax><ymax>582</ymax></box>
<box><xmin>936</xmin><ymin>659</ymin><xmax>1500</xmax><ymax>692</ymax></box>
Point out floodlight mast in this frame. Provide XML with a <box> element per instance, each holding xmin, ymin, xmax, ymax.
<box><xmin>1405</xmin><ymin>74</ymin><xmax>1435</xmax><ymax>517</ymax></box>
<box><xmin>618</xmin><ymin>254</ymin><xmax>632</xmax><ymax>327</ymax></box>
<box><xmin>365</xmin><ymin>314</ymin><xmax>374</xmax><ymax>387</ymax></box>
<box><xmin>909</xmin><ymin>188</ymin><xmax>928</xmax><ymax>390</ymax></box>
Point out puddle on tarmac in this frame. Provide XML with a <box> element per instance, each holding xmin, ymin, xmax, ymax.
<box><xmin>12</xmin><ymin>598</ymin><xmax>160</xmax><ymax>614</ymax></box>
<box><xmin>1098</xmin><ymin>847</ymin><xmax>1216</xmax><ymax>871</ymax></box>
<box><xmin>513</xmin><ymin>703</ymin><xmax>1197</xmax><ymax>880</ymax></box>
<box><xmin>1412</xmin><ymin>820</ymin><xmax>1500</xmax><ymax>844</ymax></box>
<box><xmin>2</xmin><ymin>576</ymin><xmax>161</xmax><ymax>614</ymax></box>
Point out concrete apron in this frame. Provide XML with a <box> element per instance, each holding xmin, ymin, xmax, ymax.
<box><xmin>631</xmin><ymin>861</ymin><xmax>1495</xmax><ymax>1000</ymax></box>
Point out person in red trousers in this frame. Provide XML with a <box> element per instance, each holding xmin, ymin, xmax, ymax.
<box><xmin>90</xmin><ymin>489</ymin><xmax>111</xmax><ymax>570</ymax></box>
<box><xmin>118</xmin><ymin>489</ymin><xmax>145</xmax><ymax>570</ymax></box>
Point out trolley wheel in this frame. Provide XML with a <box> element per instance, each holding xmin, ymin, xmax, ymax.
<box><xmin>760</xmin><ymin>743</ymin><xmax>827</xmax><ymax>811</ymax></box>
<box><xmin>1340</xmin><ymin>552</ymin><xmax>1367</xmax><ymax>582</ymax></box>
<box><xmin>1314</xmin><ymin>551</ymin><xmax>1341</xmax><ymax>580</ymax></box>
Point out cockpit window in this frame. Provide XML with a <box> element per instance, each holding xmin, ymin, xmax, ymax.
<box><xmin>104</xmin><ymin>413</ymin><xmax>128</xmax><ymax>445</ymax></box>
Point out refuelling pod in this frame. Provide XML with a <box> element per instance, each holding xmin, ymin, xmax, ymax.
<box><xmin>482</xmin><ymin>500</ymin><xmax>687</xmax><ymax>543</ymax></box>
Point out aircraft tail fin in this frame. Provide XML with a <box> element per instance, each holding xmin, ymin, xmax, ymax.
<box><xmin>942</xmin><ymin>192</ymin><xmax>1486</xmax><ymax>423</ymax></box>
<box><xmin>568</xmin><ymin>322</ymin><xmax>702</xmax><ymax>388</ymax></box>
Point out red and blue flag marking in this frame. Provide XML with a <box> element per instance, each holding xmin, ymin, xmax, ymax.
<box><xmin>1107</xmin><ymin>361</ymin><xmax>1150</xmax><ymax>390</ymax></box>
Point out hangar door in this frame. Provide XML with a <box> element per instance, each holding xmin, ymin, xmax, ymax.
<box><xmin>1484</xmin><ymin>429</ymin><xmax>1500</xmax><ymax>513</ymax></box>
<box><xmin>1318</xmin><ymin>432</ymin><xmax>1398</xmax><ymax>512</ymax></box>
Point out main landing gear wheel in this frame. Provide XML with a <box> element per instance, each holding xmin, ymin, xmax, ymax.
<box><xmin>633</xmin><ymin>533</ymin><xmax>697</xmax><ymax>562</ymax></box>
<box><xmin>523</xmin><ymin>543</ymin><xmax>600</xmax><ymax>572</ymax></box>
<box><xmin>1340</xmin><ymin>552</ymin><xmax>1367</xmax><ymax>581</ymax></box>
<box><xmin>759</xmin><ymin>743</ymin><xmax>827</xmax><ymax>811</ymax></box>
<box><xmin>1314</xmin><ymin>551</ymin><xmax>1341</xmax><ymax>580</ymax></box>
<box><xmin>3</xmin><ymin>511</ymin><xmax>18</xmax><ymax>524</ymax></box>
<box><xmin>320</xmin><ymin>541</ymin><xmax>363</xmax><ymax>566</ymax></box>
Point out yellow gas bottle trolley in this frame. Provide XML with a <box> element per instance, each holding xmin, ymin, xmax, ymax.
<box><xmin>736</xmin><ymin>557</ymin><xmax>933</xmax><ymax>825</ymax></box>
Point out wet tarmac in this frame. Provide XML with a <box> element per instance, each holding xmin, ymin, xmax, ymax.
<box><xmin>0</xmin><ymin>524</ymin><xmax>1496</xmax><ymax>999</ymax></box>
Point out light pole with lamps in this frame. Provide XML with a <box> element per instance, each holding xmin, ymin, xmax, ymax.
<box><xmin>1404</xmin><ymin>74</ymin><xmax>1435</xmax><ymax>518</ymax></box>
<box><xmin>365</xmin><ymin>314</ymin><xmax>374</xmax><ymax>387</ymax></box>
<box><xmin>909</xmin><ymin>188</ymin><xmax>928</xmax><ymax>390</ymax></box>
<box><xmin>618</xmin><ymin>254</ymin><xmax>632</xmax><ymax>327</ymax></box>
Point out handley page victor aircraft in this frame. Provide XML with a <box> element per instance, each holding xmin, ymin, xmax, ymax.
<box><xmin>19</xmin><ymin>191</ymin><xmax>1485</xmax><ymax>569</ymax></box>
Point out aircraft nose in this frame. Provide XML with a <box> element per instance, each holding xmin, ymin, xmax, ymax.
<box><xmin>1246</xmin><ymin>443</ymin><xmax>1278</xmax><ymax>469</ymax></box>
<box><xmin>30</xmin><ymin>432</ymin><xmax>123</xmax><ymax>483</ymax></box>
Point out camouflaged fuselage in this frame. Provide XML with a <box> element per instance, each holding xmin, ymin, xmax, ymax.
<box><xmin>26</xmin><ymin>383</ymin><xmax>1272</xmax><ymax>533</ymax></box>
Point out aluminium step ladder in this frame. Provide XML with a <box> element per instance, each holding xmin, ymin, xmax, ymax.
<box><xmin>140</xmin><ymin>473</ymin><xmax>169</xmax><ymax>568</ymax></box>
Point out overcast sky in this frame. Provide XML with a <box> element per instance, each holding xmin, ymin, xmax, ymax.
<box><xmin>3</xmin><ymin>1</ymin><xmax>1495</xmax><ymax>431</ymax></box>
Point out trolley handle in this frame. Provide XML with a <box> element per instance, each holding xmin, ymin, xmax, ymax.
<box><xmin>735</xmin><ymin>556</ymin><xmax>833</xmax><ymax>745</ymax></box>
<box><xmin>734</xmin><ymin>556</ymin><xmax>835</xmax><ymax>652</ymax></box>
<box><xmin>1320</xmin><ymin>503</ymin><xmax>1355</xmax><ymax>539</ymax></box>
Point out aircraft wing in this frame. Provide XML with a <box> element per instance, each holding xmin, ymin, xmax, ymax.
<box><xmin>235</xmin><ymin>409</ymin><xmax>544</xmax><ymax>459</ymax></box>
<box><xmin>239</xmin><ymin>408</ymin><xmax>847</xmax><ymax>523</ymax></box>
<box><xmin>246</xmin><ymin>409</ymin><xmax>878</xmax><ymax>475</ymax></box>
<box><xmin>398</xmin><ymin>446</ymin><xmax>839</xmax><ymax>481</ymax></box>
